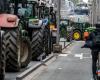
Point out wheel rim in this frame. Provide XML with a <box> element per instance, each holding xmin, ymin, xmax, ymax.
<box><xmin>20</xmin><ymin>41</ymin><xmax>29</xmax><ymax>63</ymax></box>
<box><xmin>73</xmin><ymin>32</ymin><xmax>80</xmax><ymax>40</ymax></box>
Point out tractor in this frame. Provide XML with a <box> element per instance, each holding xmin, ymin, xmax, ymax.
<box><xmin>0</xmin><ymin>0</ymin><xmax>31</xmax><ymax>79</ymax></box>
<box><xmin>2</xmin><ymin>0</ymin><xmax>32</xmax><ymax>72</ymax></box>
<box><xmin>42</xmin><ymin>1</ymin><xmax>57</xmax><ymax>52</ymax></box>
<box><xmin>68</xmin><ymin>2</ymin><xmax>90</xmax><ymax>41</ymax></box>
<box><xmin>0</xmin><ymin>0</ymin><xmax>57</xmax><ymax>79</ymax></box>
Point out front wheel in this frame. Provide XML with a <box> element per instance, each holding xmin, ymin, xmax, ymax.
<box><xmin>72</xmin><ymin>30</ymin><xmax>81</xmax><ymax>41</ymax></box>
<box><xmin>5</xmin><ymin>28</ymin><xmax>31</xmax><ymax>71</ymax></box>
<box><xmin>31</xmin><ymin>29</ymin><xmax>44</xmax><ymax>61</ymax></box>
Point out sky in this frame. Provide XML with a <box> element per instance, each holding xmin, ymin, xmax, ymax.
<box><xmin>83</xmin><ymin>0</ymin><xmax>88</xmax><ymax>3</ymax></box>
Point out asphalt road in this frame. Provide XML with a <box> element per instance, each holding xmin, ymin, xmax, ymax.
<box><xmin>33</xmin><ymin>41</ymin><xmax>93</xmax><ymax>80</ymax></box>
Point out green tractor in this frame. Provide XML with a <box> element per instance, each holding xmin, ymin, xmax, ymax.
<box><xmin>4</xmin><ymin>0</ymin><xmax>32</xmax><ymax>71</ymax></box>
<box><xmin>0</xmin><ymin>0</ymin><xmax>31</xmax><ymax>79</ymax></box>
<box><xmin>36</xmin><ymin>1</ymin><xmax>57</xmax><ymax>55</ymax></box>
<box><xmin>60</xmin><ymin>19</ymin><xmax>69</xmax><ymax>39</ymax></box>
<box><xmin>68</xmin><ymin>20</ymin><xmax>90</xmax><ymax>40</ymax></box>
<box><xmin>9</xmin><ymin>0</ymin><xmax>53</xmax><ymax>61</ymax></box>
<box><xmin>0</xmin><ymin>0</ymin><xmax>57</xmax><ymax>79</ymax></box>
<box><xmin>26</xmin><ymin>0</ymin><xmax>54</xmax><ymax>60</ymax></box>
<box><xmin>68</xmin><ymin>2</ymin><xmax>91</xmax><ymax>41</ymax></box>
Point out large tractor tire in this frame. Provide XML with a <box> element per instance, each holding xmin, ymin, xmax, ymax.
<box><xmin>72</xmin><ymin>30</ymin><xmax>82</xmax><ymax>41</ymax></box>
<box><xmin>44</xmin><ymin>27</ymin><xmax>52</xmax><ymax>55</ymax></box>
<box><xmin>31</xmin><ymin>29</ymin><xmax>44</xmax><ymax>61</ymax></box>
<box><xmin>0</xmin><ymin>31</ymin><xmax>5</xmax><ymax>80</ymax></box>
<box><xmin>5</xmin><ymin>28</ymin><xmax>31</xmax><ymax>71</ymax></box>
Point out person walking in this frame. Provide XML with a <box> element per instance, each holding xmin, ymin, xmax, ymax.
<box><xmin>83</xmin><ymin>24</ymin><xmax>100</xmax><ymax>80</ymax></box>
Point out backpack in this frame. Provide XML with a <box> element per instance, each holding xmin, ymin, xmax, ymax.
<box><xmin>93</xmin><ymin>32</ymin><xmax>100</xmax><ymax>46</ymax></box>
<box><xmin>84</xmin><ymin>31</ymin><xmax>100</xmax><ymax>48</ymax></box>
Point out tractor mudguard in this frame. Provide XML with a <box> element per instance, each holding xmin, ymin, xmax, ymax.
<box><xmin>28</xmin><ymin>19</ymin><xmax>43</xmax><ymax>29</ymax></box>
<box><xmin>0</xmin><ymin>14</ymin><xmax>19</xmax><ymax>28</ymax></box>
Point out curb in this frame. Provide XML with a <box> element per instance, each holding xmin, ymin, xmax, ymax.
<box><xmin>16</xmin><ymin>42</ymin><xmax>72</xmax><ymax>80</ymax></box>
<box><xmin>16</xmin><ymin>54</ymin><xmax>54</xmax><ymax>80</ymax></box>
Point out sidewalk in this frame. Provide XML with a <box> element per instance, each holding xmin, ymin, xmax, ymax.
<box><xmin>16</xmin><ymin>39</ymin><xmax>71</xmax><ymax>80</ymax></box>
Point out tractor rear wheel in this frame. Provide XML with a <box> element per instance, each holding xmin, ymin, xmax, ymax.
<box><xmin>31</xmin><ymin>29</ymin><xmax>44</xmax><ymax>61</ymax></box>
<box><xmin>5</xmin><ymin>28</ymin><xmax>31</xmax><ymax>71</ymax></box>
<box><xmin>0</xmin><ymin>31</ymin><xmax>5</xmax><ymax>80</ymax></box>
<box><xmin>44</xmin><ymin>27</ymin><xmax>52</xmax><ymax>55</ymax></box>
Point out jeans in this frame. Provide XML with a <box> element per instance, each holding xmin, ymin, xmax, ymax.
<box><xmin>91</xmin><ymin>50</ymin><xmax>99</xmax><ymax>77</ymax></box>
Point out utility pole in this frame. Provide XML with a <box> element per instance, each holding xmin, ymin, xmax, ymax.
<box><xmin>56</xmin><ymin>0</ymin><xmax>61</xmax><ymax>44</ymax></box>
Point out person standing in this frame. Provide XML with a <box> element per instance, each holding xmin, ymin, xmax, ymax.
<box><xmin>83</xmin><ymin>24</ymin><xmax>100</xmax><ymax>80</ymax></box>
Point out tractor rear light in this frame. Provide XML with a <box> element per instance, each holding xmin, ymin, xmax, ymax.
<box><xmin>50</xmin><ymin>24</ymin><xmax>56</xmax><ymax>30</ymax></box>
<box><xmin>7</xmin><ymin>17</ymin><xmax>16</xmax><ymax>23</ymax></box>
<box><xmin>52</xmin><ymin>28</ymin><xmax>57</xmax><ymax>31</ymax></box>
<box><xmin>0</xmin><ymin>14</ymin><xmax>18</xmax><ymax>28</ymax></box>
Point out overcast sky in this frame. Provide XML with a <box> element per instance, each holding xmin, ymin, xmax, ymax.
<box><xmin>83</xmin><ymin>0</ymin><xmax>88</xmax><ymax>3</ymax></box>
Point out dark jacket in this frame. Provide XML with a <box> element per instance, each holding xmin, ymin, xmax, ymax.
<box><xmin>84</xmin><ymin>30</ymin><xmax>100</xmax><ymax>50</ymax></box>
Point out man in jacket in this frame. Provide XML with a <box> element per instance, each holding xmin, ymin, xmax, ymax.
<box><xmin>83</xmin><ymin>24</ymin><xmax>100</xmax><ymax>80</ymax></box>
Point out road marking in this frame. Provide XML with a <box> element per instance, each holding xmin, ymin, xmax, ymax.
<box><xmin>74</xmin><ymin>53</ymin><xmax>83</xmax><ymax>59</ymax></box>
<box><xmin>80</xmin><ymin>53</ymin><xmax>83</xmax><ymax>59</ymax></box>
<box><xmin>74</xmin><ymin>53</ymin><xmax>92</xmax><ymax>59</ymax></box>
<box><xmin>58</xmin><ymin>68</ymin><xmax>62</xmax><ymax>70</ymax></box>
<box><xmin>59</xmin><ymin>54</ymin><xmax>68</xmax><ymax>57</ymax></box>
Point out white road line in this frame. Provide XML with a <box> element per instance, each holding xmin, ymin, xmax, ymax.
<box><xmin>74</xmin><ymin>53</ymin><xmax>92</xmax><ymax>59</ymax></box>
<box><xmin>74</xmin><ymin>54</ymin><xmax>83</xmax><ymax>59</ymax></box>
<box><xmin>59</xmin><ymin>54</ymin><xmax>68</xmax><ymax>57</ymax></box>
<box><xmin>80</xmin><ymin>53</ymin><xmax>83</xmax><ymax>59</ymax></box>
<box><xmin>74</xmin><ymin>53</ymin><xmax>83</xmax><ymax>59</ymax></box>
